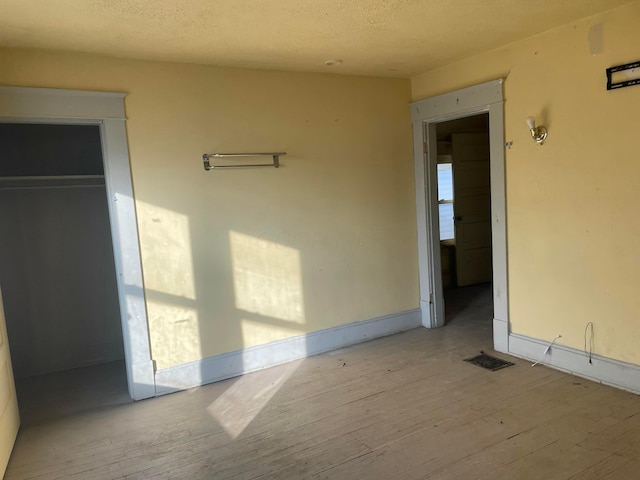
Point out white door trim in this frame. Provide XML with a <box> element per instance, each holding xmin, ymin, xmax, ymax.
<box><xmin>410</xmin><ymin>79</ymin><xmax>509</xmax><ymax>353</ymax></box>
<box><xmin>0</xmin><ymin>86</ymin><xmax>155</xmax><ymax>400</ymax></box>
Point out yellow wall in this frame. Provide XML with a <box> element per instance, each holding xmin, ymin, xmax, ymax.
<box><xmin>0</xmin><ymin>48</ymin><xmax>418</xmax><ymax>369</ymax></box>
<box><xmin>413</xmin><ymin>2</ymin><xmax>640</xmax><ymax>364</ymax></box>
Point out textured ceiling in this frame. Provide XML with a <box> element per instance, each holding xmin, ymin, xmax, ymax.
<box><xmin>0</xmin><ymin>0</ymin><xmax>631</xmax><ymax>77</ymax></box>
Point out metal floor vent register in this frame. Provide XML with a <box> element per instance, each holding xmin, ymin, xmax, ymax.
<box><xmin>464</xmin><ymin>352</ymin><xmax>514</xmax><ymax>371</ymax></box>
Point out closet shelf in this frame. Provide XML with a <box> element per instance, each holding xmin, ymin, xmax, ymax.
<box><xmin>0</xmin><ymin>175</ymin><xmax>105</xmax><ymax>190</ymax></box>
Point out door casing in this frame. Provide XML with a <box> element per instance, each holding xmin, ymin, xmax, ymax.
<box><xmin>0</xmin><ymin>86</ymin><xmax>156</xmax><ymax>400</ymax></box>
<box><xmin>0</xmin><ymin>287</ymin><xmax>19</xmax><ymax>478</ymax></box>
<box><xmin>410</xmin><ymin>79</ymin><xmax>509</xmax><ymax>353</ymax></box>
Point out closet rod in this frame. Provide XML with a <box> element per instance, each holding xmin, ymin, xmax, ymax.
<box><xmin>203</xmin><ymin>152</ymin><xmax>286</xmax><ymax>171</ymax></box>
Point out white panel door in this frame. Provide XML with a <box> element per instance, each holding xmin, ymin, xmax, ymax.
<box><xmin>0</xmin><ymin>286</ymin><xmax>19</xmax><ymax>478</ymax></box>
<box><xmin>452</xmin><ymin>133</ymin><xmax>492</xmax><ymax>286</ymax></box>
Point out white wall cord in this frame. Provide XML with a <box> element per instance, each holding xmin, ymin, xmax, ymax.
<box><xmin>531</xmin><ymin>335</ymin><xmax>562</xmax><ymax>367</ymax></box>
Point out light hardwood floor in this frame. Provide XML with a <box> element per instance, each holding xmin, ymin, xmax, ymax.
<box><xmin>5</xmin><ymin>285</ymin><xmax>640</xmax><ymax>479</ymax></box>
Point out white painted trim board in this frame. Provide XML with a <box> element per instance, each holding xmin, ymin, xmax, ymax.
<box><xmin>0</xmin><ymin>86</ymin><xmax>126</xmax><ymax>119</ymax></box>
<box><xmin>155</xmin><ymin>308</ymin><xmax>422</xmax><ymax>396</ymax></box>
<box><xmin>409</xmin><ymin>79</ymin><xmax>509</xmax><ymax>357</ymax></box>
<box><xmin>0</xmin><ymin>85</ymin><xmax>155</xmax><ymax>400</ymax></box>
<box><xmin>508</xmin><ymin>333</ymin><xmax>640</xmax><ymax>395</ymax></box>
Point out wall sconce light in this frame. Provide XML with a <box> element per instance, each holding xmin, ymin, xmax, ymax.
<box><xmin>526</xmin><ymin>116</ymin><xmax>548</xmax><ymax>145</ymax></box>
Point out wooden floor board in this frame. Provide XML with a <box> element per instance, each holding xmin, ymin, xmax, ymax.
<box><xmin>5</xmin><ymin>284</ymin><xmax>640</xmax><ymax>480</ymax></box>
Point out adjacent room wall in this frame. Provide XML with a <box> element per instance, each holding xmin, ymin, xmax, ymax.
<box><xmin>412</xmin><ymin>2</ymin><xmax>640</xmax><ymax>365</ymax></box>
<box><xmin>0</xmin><ymin>49</ymin><xmax>418</xmax><ymax>370</ymax></box>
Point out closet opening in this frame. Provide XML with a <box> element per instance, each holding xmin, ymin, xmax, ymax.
<box><xmin>0</xmin><ymin>123</ymin><xmax>130</xmax><ymax>424</ymax></box>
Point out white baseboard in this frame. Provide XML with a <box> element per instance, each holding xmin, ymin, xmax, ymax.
<box><xmin>508</xmin><ymin>333</ymin><xmax>640</xmax><ymax>395</ymax></box>
<box><xmin>155</xmin><ymin>308</ymin><xmax>422</xmax><ymax>396</ymax></box>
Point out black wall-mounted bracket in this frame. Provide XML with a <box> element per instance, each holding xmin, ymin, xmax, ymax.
<box><xmin>606</xmin><ymin>60</ymin><xmax>640</xmax><ymax>90</ymax></box>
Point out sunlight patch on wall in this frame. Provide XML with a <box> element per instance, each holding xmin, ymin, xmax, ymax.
<box><xmin>207</xmin><ymin>361</ymin><xmax>299</xmax><ymax>439</ymax></box>
<box><xmin>240</xmin><ymin>318</ymin><xmax>302</xmax><ymax>347</ymax></box>
<box><xmin>146</xmin><ymin>300</ymin><xmax>201</xmax><ymax>367</ymax></box>
<box><xmin>137</xmin><ymin>200</ymin><xmax>196</xmax><ymax>299</ymax></box>
<box><xmin>230</xmin><ymin>231</ymin><xmax>305</xmax><ymax>324</ymax></box>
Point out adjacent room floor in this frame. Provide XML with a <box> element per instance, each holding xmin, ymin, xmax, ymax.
<box><xmin>6</xmin><ymin>285</ymin><xmax>640</xmax><ymax>479</ymax></box>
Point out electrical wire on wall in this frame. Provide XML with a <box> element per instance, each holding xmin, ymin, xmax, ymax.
<box><xmin>584</xmin><ymin>322</ymin><xmax>594</xmax><ymax>364</ymax></box>
<box><xmin>531</xmin><ymin>335</ymin><xmax>562</xmax><ymax>367</ymax></box>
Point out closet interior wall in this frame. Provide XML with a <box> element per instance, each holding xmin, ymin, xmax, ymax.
<box><xmin>0</xmin><ymin>123</ymin><xmax>124</xmax><ymax>379</ymax></box>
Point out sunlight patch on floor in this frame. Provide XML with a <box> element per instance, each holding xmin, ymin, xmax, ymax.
<box><xmin>206</xmin><ymin>361</ymin><xmax>299</xmax><ymax>439</ymax></box>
